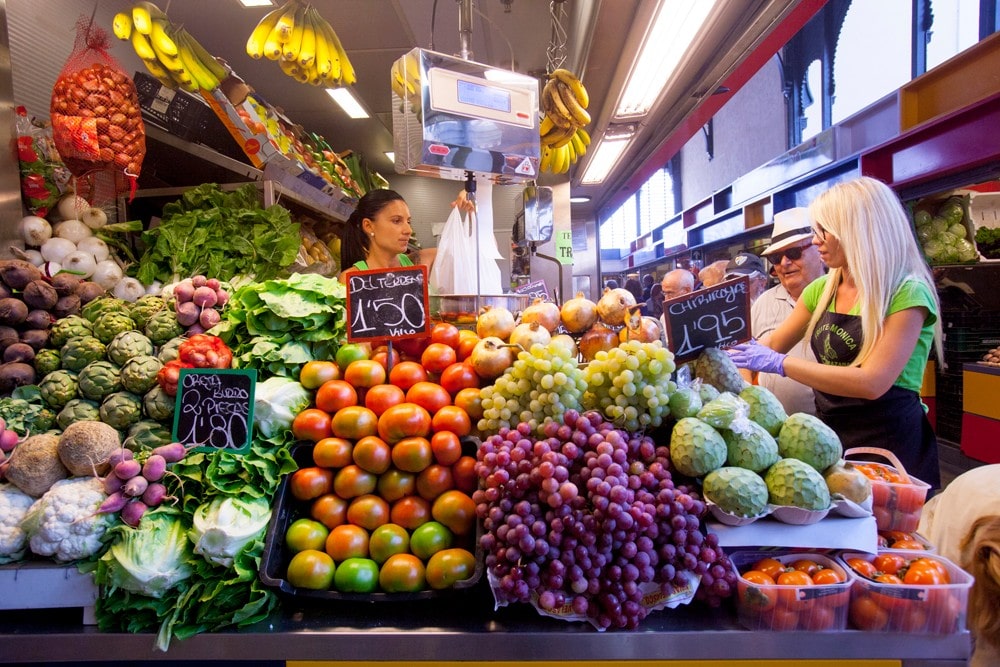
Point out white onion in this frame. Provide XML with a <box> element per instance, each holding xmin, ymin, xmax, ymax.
<box><xmin>40</xmin><ymin>237</ymin><xmax>78</xmax><ymax>263</ymax></box>
<box><xmin>56</xmin><ymin>193</ymin><xmax>90</xmax><ymax>221</ymax></box>
<box><xmin>61</xmin><ymin>250</ymin><xmax>98</xmax><ymax>278</ymax></box>
<box><xmin>76</xmin><ymin>236</ymin><xmax>110</xmax><ymax>261</ymax></box>
<box><xmin>53</xmin><ymin>219</ymin><xmax>93</xmax><ymax>245</ymax></box>
<box><xmin>92</xmin><ymin>259</ymin><xmax>124</xmax><ymax>290</ymax></box>
<box><xmin>22</xmin><ymin>249</ymin><xmax>44</xmax><ymax>266</ymax></box>
<box><xmin>41</xmin><ymin>261</ymin><xmax>62</xmax><ymax>277</ymax></box>
<box><xmin>112</xmin><ymin>277</ymin><xmax>146</xmax><ymax>302</ymax></box>
<box><xmin>18</xmin><ymin>215</ymin><xmax>52</xmax><ymax>247</ymax></box>
<box><xmin>145</xmin><ymin>280</ymin><xmax>163</xmax><ymax>296</ymax></box>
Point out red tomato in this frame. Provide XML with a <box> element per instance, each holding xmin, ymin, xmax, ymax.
<box><xmin>439</xmin><ymin>362</ymin><xmax>481</xmax><ymax>396</ymax></box>
<box><xmin>390</xmin><ymin>495</ymin><xmax>432</xmax><ymax>529</ymax></box>
<box><xmin>425</xmin><ymin>548</ymin><xmax>476</xmax><ymax>589</ymax></box>
<box><xmin>873</xmin><ymin>553</ymin><xmax>907</xmax><ymax>576</ymax></box>
<box><xmin>430</xmin><ymin>431</ymin><xmax>463</xmax><ymax>466</ymax></box>
<box><xmin>454</xmin><ymin>388</ymin><xmax>484</xmax><ymax>421</ymax></box>
<box><xmin>379</xmin><ymin>553</ymin><xmax>426</xmax><ymax>593</ymax></box>
<box><xmin>331</xmin><ymin>406</ymin><xmax>379</xmax><ymax>440</ymax></box>
<box><xmin>352</xmin><ymin>435</ymin><xmax>392</xmax><ymax>474</ymax></box>
<box><xmin>456</xmin><ymin>331</ymin><xmax>479</xmax><ymax>362</ymax></box>
<box><xmin>377</xmin><ymin>468</ymin><xmax>417</xmax><ymax>502</ymax></box>
<box><xmin>344</xmin><ymin>360</ymin><xmax>387</xmax><ymax>388</ymax></box>
<box><xmin>313</xmin><ymin>437</ymin><xmax>354</xmax><ymax>468</ymax></box>
<box><xmin>391</xmin><ymin>436</ymin><xmax>433</xmax><ymax>473</ymax></box>
<box><xmin>394</xmin><ymin>336</ymin><xmax>430</xmax><ymax>360</ymax></box>
<box><xmin>378</xmin><ymin>403</ymin><xmax>432</xmax><ymax>443</ymax></box>
<box><xmin>406</xmin><ymin>381</ymin><xmax>452</xmax><ymax>415</ymax></box>
<box><xmin>364</xmin><ymin>384</ymin><xmax>406</xmax><ymax>416</ymax></box>
<box><xmin>421</xmin><ymin>343</ymin><xmax>458</xmax><ymax>374</ymax></box>
<box><xmin>431</xmin><ymin>405</ymin><xmax>472</xmax><ymax>436</ymax></box>
<box><xmin>416</xmin><ymin>463</ymin><xmax>454</xmax><ymax>501</ymax></box>
<box><xmin>290</xmin><ymin>466</ymin><xmax>335</xmax><ymax>501</ymax></box>
<box><xmin>346</xmin><ymin>494</ymin><xmax>391</xmax><ymax>531</ymax></box>
<box><xmin>388</xmin><ymin>361</ymin><xmax>428</xmax><ymax>391</ymax></box>
<box><xmin>315</xmin><ymin>380</ymin><xmax>358</xmax><ymax>413</ymax></box>
<box><xmin>451</xmin><ymin>455</ymin><xmax>478</xmax><ymax>494</ymax></box>
<box><xmin>431</xmin><ymin>489</ymin><xmax>477</xmax><ymax>535</ymax></box>
<box><xmin>310</xmin><ymin>493</ymin><xmax>348</xmax><ymax>529</ymax></box>
<box><xmin>371</xmin><ymin>345</ymin><xmax>401</xmax><ymax>372</ymax></box>
<box><xmin>333</xmin><ymin>464</ymin><xmax>378</xmax><ymax>498</ymax></box>
<box><xmin>292</xmin><ymin>408</ymin><xmax>333</xmax><ymax>442</ymax></box>
<box><xmin>325</xmin><ymin>524</ymin><xmax>370</xmax><ymax>561</ymax></box>
<box><xmin>430</xmin><ymin>322</ymin><xmax>461</xmax><ymax>349</ymax></box>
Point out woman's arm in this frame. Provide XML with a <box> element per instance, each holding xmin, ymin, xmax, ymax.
<box><xmin>782</xmin><ymin>306</ymin><xmax>927</xmax><ymax>399</ymax></box>
<box><xmin>762</xmin><ymin>297</ymin><xmax>812</xmax><ymax>354</ymax></box>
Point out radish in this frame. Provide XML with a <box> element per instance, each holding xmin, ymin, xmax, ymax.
<box><xmin>141</xmin><ymin>482</ymin><xmax>169</xmax><ymax>507</ymax></box>
<box><xmin>97</xmin><ymin>491</ymin><xmax>129</xmax><ymax>514</ymax></box>
<box><xmin>199</xmin><ymin>308</ymin><xmax>221</xmax><ymax>330</ymax></box>
<box><xmin>108</xmin><ymin>448</ymin><xmax>134</xmax><ymax>468</ymax></box>
<box><xmin>175</xmin><ymin>301</ymin><xmax>199</xmax><ymax>327</ymax></box>
<box><xmin>114</xmin><ymin>458</ymin><xmax>142</xmax><ymax>480</ymax></box>
<box><xmin>173</xmin><ymin>280</ymin><xmax>195</xmax><ymax>303</ymax></box>
<box><xmin>122</xmin><ymin>475</ymin><xmax>149</xmax><ymax>498</ymax></box>
<box><xmin>192</xmin><ymin>286</ymin><xmax>218</xmax><ymax>308</ymax></box>
<box><xmin>121</xmin><ymin>499</ymin><xmax>148</xmax><ymax>527</ymax></box>
<box><xmin>103</xmin><ymin>473</ymin><xmax>124</xmax><ymax>494</ymax></box>
<box><xmin>152</xmin><ymin>441</ymin><xmax>192</xmax><ymax>463</ymax></box>
<box><xmin>141</xmin><ymin>454</ymin><xmax>167</xmax><ymax>482</ymax></box>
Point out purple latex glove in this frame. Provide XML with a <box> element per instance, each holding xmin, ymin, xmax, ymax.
<box><xmin>727</xmin><ymin>340</ymin><xmax>787</xmax><ymax>376</ymax></box>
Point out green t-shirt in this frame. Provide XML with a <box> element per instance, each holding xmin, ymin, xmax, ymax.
<box><xmin>801</xmin><ymin>275</ymin><xmax>937</xmax><ymax>394</ymax></box>
<box><xmin>353</xmin><ymin>253</ymin><xmax>415</xmax><ymax>270</ymax></box>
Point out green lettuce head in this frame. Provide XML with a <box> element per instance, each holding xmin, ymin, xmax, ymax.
<box><xmin>188</xmin><ymin>497</ymin><xmax>272</xmax><ymax>568</ymax></box>
<box><xmin>253</xmin><ymin>376</ymin><xmax>312</xmax><ymax>439</ymax></box>
<box><xmin>100</xmin><ymin>510</ymin><xmax>193</xmax><ymax>598</ymax></box>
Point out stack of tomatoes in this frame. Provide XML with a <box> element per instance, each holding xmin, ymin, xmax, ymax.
<box><xmin>280</xmin><ymin>323</ymin><xmax>486</xmax><ymax>595</ymax></box>
<box><xmin>735</xmin><ymin>555</ymin><xmax>851</xmax><ymax>631</ymax></box>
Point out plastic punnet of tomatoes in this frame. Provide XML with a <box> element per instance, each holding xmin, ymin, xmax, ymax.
<box><xmin>258</xmin><ymin>439</ymin><xmax>484</xmax><ymax>601</ymax></box>
<box><xmin>845</xmin><ymin>447</ymin><xmax>931</xmax><ymax>534</ymax></box>
<box><xmin>877</xmin><ymin>530</ymin><xmax>935</xmax><ymax>552</ymax></box>
<box><xmin>730</xmin><ymin>550</ymin><xmax>852</xmax><ymax>632</ymax></box>
<box><xmin>839</xmin><ymin>549</ymin><xmax>973</xmax><ymax>633</ymax></box>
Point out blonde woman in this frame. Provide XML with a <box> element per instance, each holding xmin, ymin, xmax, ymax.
<box><xmin>728</xmin><ymin>177</ymin><xmax>943</xmax><ymax>488</ymax></box>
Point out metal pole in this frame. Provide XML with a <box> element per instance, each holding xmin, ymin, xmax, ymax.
<box><xmin>457</xmin><ymin>0</ymin><xmax>473</xmax><ymax>60</ymax></box>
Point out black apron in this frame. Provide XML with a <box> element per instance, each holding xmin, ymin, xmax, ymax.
<box><xmin>811</xmin><ymin>309</ymin><xmax>941</xmax><ymax>490</ymax></box>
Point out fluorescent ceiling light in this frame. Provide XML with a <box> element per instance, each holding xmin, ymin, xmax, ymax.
<box><xmin>238</xmin><ymin>0</ymin><xmax>274</xmax><ymax>7</ymax></box>
<box><xmin>579</xmin><ymin>136</ymin><xmax>632</xmax><ymax>185</ymax></box>
<box><xmin>614</xmin><ymin>0</ymin><xmax>718</xmax><ymax>119</ymax></box>
<box><xmin>385</xmin><ymin>151</ymin><xmax>396</xmax><ymax>163</ymax></box>
<box><xmin>326</xmin><ymin>87</ymin><xmax>370</xmax><ymax>119</ymax></box>
<box><xmin>569</xmin><ymin>196</ymin><xmax>591</xmax><ymax>204</ymax></box>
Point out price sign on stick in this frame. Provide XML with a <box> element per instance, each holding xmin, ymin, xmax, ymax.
<box><xmin>664</xmin><ymin>275</ymin><xmax>752</xmax><ymax>363</ymax></box>
<box><xmin>173</xmin><ymin>368</ymin><xmax>256</xmax><ymax>453</ymax></box>
<box><xmin>515</xmin><ymin>280</ymin><xmax>549</xmax><ymax>300</ymax></box>
<box><xmin>346</xmin><ymin>265</ymin><xmax>430</xmax><ymax>342</ymax></box>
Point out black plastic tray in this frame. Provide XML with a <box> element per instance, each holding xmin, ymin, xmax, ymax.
<box><xmin>259</xmin><ymin>437</ymin><xmax>484</xmax><ymax>601</ymax></box>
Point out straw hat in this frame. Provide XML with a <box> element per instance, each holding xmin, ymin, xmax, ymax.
<box><xmin>762</xmin><ymin>207</ymin><xmax>814</xmax><ymax>256</ymax></box>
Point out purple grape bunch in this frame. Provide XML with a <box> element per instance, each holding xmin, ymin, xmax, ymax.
<box><xmin>473</xmin><ymin>409</ymin><xmax>737</xmax><ymax>629</ymax></box>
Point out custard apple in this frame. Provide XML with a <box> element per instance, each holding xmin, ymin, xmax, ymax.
<box><xmin>764</xmin><ymin>457</ymin><xmax>831</xmax><ymax>510</ymax></box>
<box><xmin>739</xmin><ymin>384</ymin><xmax>788</xmax><ymax>437</ymax></box>
<box><xmin>699</xmin><ymin>382</ymin><xmax>720</xmax><ymax>404</ymax></box>
<box><xmin>669</xmin><ymin>417</ymin><xmax>727</xmax><ymax>478</ymax></box>
<box><xmin>693</xmin><ymin>348</ymin><xmax>749</xmax><ymax>395</ymax></box>
<box><xmin>777</xmin><ymin>412</ymin><xmax>843</xmax><ymax>472</ymax></box>
<box><xmin>77</xmin><ymin>361</ymin><xmax>122</xmax><ymax>401</ymax></box>
<box><xmin>49</xmin><ymin>315</ymin><xmax>93</xmax><ymax>348</ymax></box>
<box><xmin>107</xmin><ymin>330</ymin><xmax>155</xmax><ymax>366</ymax></box>
<box><xmin>696</xmin><ymin>391</ymin><xmax>749</xmax><ymax>430</ymax></box>
<box><xmin>60</xmin><ymin>335</ymin><xmax>106</xmax><ymax>372</ymax></box>
<box><xmin>668</xmin><ymin>385</ymin><xmax>702</xmax><ymax>420</ymax></box>
<box><xmin>119</xmin><ymin>355</ymin><xmax>163</xmax><ymax>395</ymax></box>
<box><xmin>723</xmin><ymin>421</ymin><xmax>780</xmax><ymax>473</ymax></box>
<box><xmin>703</xmin><ymin>467</ymin><xmax>769</xmax><ymax>517</ymax></box>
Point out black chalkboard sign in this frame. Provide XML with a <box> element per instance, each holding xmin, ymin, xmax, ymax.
<box><xmin>346</xmin><ymin>265</ymin><xmax>430</xmax><ymax>342</ymax></box>
<box><xmin>663</xmin><ymin>275</ymin><xmax>751</xmax><ymax>363</ymax></box>
<box><xmin>172</xmin><ymin>368</ymin><xmax>256</xmax><ymax>453</ymax></box>
<box><xmin>515</xmin><ymin>280</ymin><xmax>549</xmax><ymax>300</ymax></box>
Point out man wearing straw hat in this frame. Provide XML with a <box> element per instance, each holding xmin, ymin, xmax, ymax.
<box><xmin>749</xmin><ymin>207</ymin><xmax>827</xmax><ymax>415</ymax></box>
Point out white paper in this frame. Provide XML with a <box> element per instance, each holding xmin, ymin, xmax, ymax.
<box><xmin>708</xmin><ymin>515</ymin><xmax>879</xmax><ymax>554</ymax></box>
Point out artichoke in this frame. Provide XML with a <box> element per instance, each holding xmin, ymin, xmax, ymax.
<box><xmin>120</xmin><ymin>354</ymin><xmax>163</xmax><ymax>395</ymax></box>
<box><xmin>93</xmin><ymin>312</ymin><xmax>137</xmax><ymax>345</ymax></box>
<box><xmin>82</xmin><ymin>296</ymin><xmax>130</xmax><ymax>324</ymax></box>
<box><xmin>56</xmin><ymin>398</ymin><xmax>101</xmax><ymax>430</ymax></box>
<box><xmin>129</xmin><ymin>295</ymin><xmax>167</xmax><ymax>330</ymax></box>
<box><xmin>49</xmin><ymin>315</ymin><xmax>93</xmax><ymax>348</ymax></box>
<box><xmin>38</xmin><ymin>369</ymin><xmax>80</xmax><ymax>409</ymax></box>
<box><xmin>157</xmin><ymin>336</ymin><xmax>186</xmax><ymax>364</ymax></box>
<box><xmin>106</xmin><ymin>330</ymin><xmax>155</xmax><ymax>366</ymax></box>
<box><xmin>60</xmin><ymin>335</ymin><xmax>107</xmax><ymax>372</ymax></box>
<box><xmin>124</xmin><ymin>419</ymin><xmax>174</xmax><ymax>451</ymax></box>
<box><xmin>99</xmin><ymin>391</ymin><xmax>143</xmax><ymax>430</ymax></box>
<box><xmin>143</xmin><ymin>385</ymin><xmax>175</xmax><ymax>421</ymax></box>
<box><xmin>33</xmin><ymin>349</ymin><xmax>62</xmax><ymax>376</ymax></box>
<box><xmin>145</xmin><ymin>310</ymin><xmax>184</xmax><ymax>346</ymax></box>
<box><xmin>77</xmin><ymin>360</ymin><xmax>122</xmax><ymax>401</ymax></box>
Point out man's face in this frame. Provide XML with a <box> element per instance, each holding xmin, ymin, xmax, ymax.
<box><xmin>766</xmin><ymin>242</ymin><xmax>825</xmax><ymax>298</ymax></box>
<box><xmin>661</xmin><ymin>276</ymin><xmax>689</xmax><ymax>300</ymax></box>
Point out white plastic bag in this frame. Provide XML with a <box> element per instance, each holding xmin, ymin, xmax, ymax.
<box><xmin>429</xmin><ymin>206</ymin><xmax>476</xmax><ymax>294</ymax></box>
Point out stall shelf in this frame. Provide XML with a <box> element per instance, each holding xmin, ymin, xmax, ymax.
<box><xmin>0</xmin><ymin>583</ymin><xmax>972</xmax><ymax>665</ymax></box>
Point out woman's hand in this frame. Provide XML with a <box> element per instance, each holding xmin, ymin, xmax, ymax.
<box><xmin>451</xmin><ymin>190</ymin><xmax>476</xmax><ymax>214</ymax></box>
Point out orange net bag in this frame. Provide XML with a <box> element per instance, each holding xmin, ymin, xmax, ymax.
<box><xmin>50</xmin><ymin>15</ymin><xmax>146</xmax><ymax>204</ymax></box>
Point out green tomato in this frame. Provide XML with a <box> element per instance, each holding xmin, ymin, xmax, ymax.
<box><xmin>333</xmin><ymin>557</ymin><xmax>380</xmax><ymax>593</ymax></box>
<box><xmin>286</xmin><ymin>549</ymin><xmax>335</xmax><ymax>590</ymax></box>
<box><xmin>335</xmin><ymin>343</ymin><xmax>369</xmax><ymax>369</ymax></box>
<box><xmin>285</xmin><ymin>518</ymin><xmax>329</xmax><ymax>553</ymax></box>
<box><xmin>410</xmin><ymin>520</ymin><xmax>454</xmax><ymax>560</ymax></box>
<box><xmin>368</xmin><ymin>523</ymin><xmax>410</xmax><ymax>564</ymax></box>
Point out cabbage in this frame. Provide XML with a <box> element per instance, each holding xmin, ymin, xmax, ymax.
<box><xmin>254</xmin><ymin>376</ymin><xmax>312</xmax><ymax>439</ymax></box>
<box><xmin>98</xmin><ymin>510</ymin><xmax>193</xmax><ymax>598</ymax></box>
<box><xmin>189</xmin><ymin>497</ymin><xmax>272</xmax><ymax>568</ymax></box>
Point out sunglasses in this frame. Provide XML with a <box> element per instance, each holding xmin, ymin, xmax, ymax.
<box><xmin>813</xmin><ymin>224</ymin><xmax>829</xmax><ymax>242</ymax></box>
<box><xmin>765</xmin><ymin>244</ymin><xmax>811</xmax><ymax>265</ymax></box>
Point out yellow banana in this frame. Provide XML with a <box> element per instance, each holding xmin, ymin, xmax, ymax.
<box><xmin>175</xmin><ymin>29</ymin><xmax>218</xmax><ymax>91</ymax></box>
<box><xmin>182</xmin><ymin>29</ymin><xmax>228</xmax><ymax>81</ymax></box>
<box><xmin>556</xmin><ymin>80</ymin><xmax>591</xmax><ymax>126</ymax></box>
<box><xmin>246</xmin><ymin>5</ymin><xmax>286</xmax><ymax>59</ymax></box>
<box><xmin>130</xmin><ymin>28</ymin><xmax>157</xmax><ymax>61</ymax></box>
<box><xmin>149</xmin><ymin>18</ymin><xmax>178</xmax><ymax>57</ymax></box>
<box><xmin>272</xmin><ymin>0</ymin><xmax>300</xmax><ymax>45</ymax></box>
<box><xmin>543</xmin><ymin>81</ymin><xmax>573</xmax><ymax>128</ymax></box>
<box><xmin>540</xmin><ymin>145</ymin><xmax>553</xmax><ymax>173</ymax></box>
<box><xmin>297</xmin><ymin>8</ymin><xmax>316</xmax><ymax>68</ymax></box>
<box><xmin>132</xmin><ymin>1</ymin><xmax>167</xmax><ymax>36</ymax></box>
<box><xmin>576</xmin><ymin>127</ymin><xmax>591</xmax><ymax>146</ymax></box>
<box><xmin>262</xmin><ymin>22</ymin><xmax>284</xmax><ymax>60</ymax></box>
<box><xmin>541</xmin><ymin>123</ymin><xmax>573</xmax><ymax>147</ymax></box>
<box><xmin>149</xmin><ymin>29</ymin><xmax>185</xmax><ymax>73</ymax></box>
<box><xmin>112</xmin><ymin>12</ymin><xmax>132</xmax><ymax>40</ymax></box>
<box><xmin>282</xmin><ymin>3</ymin><xmax>306</xmax><ymax>62</ymax></box>
<box><xmin>550</xmin><ymin>127</ymin><xmax>576</xmax><ymax>149</ymax></box>
<box><xmin>390</xmin><ymin>60</ymin><xmax>406</xmax><ymax>98</ymax></box>
<box><xmin>539</xmin><ymin>114</ymin><xmax>555</xmax><ymax>137</ymax></box>
<box><xmin>279</xmin><ymin>56</ymin><xmax>305</xmax><ymax>83</ymax></box>
<box><xmin>306</xmin><ymin>6</ymin><xmax>333</xmax><ymax>77</ymax></box>
<box><xmin>403</xmin><ymin>51</ymin><xmax>421</xmax><ymax>85</ymax></box>
<box><xmin>570</xmin><ymin>129</ymin><xmax>587</xmax><ymax>158</ymax></box>
<box><xmin>551</xmin><ymin>68</ymin><xmax>589</xmax><ymax>109</ymax></box>
<box><xmin>554</xmin><ymin>144</ymin><xmax>568</xmax><ymax>174</ymax></box>
<box><xmin>321</xmin><ymin>18</ymin><xmax>355</xmax><ymax>85</ymax></box>
<box><xmin>141</xmin><ymin>57</ymin><xmax>176</xmax><ymax>88</ymax></box>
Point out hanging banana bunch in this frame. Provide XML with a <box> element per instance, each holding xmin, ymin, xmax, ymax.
<box><xmin>113</xmin><ymin>2</ymin><xmax>227</xmax><ymax>93</ymax></box>
<box><xmin>246</xmin><ymin>0</ymin><xmax>356</xmax><ymax>87</ymax></box>
<box><xmin>539</xmin><ymin>68</ymin><xmax>591</xmax><ymax>175</ymax></box>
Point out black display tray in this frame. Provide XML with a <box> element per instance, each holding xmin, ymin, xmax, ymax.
<box><xmin>259</xmin><ymin>438</ymin><xmax>483</xmax><ymax>601</ymax></box>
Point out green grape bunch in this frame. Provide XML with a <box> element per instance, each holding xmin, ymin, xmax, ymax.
<box><xmin>582</xmin><ymin>340</ymin><xmax>677</xmax><ymax>432</ymax></box>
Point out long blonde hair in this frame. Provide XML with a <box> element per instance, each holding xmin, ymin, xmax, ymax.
<box><xmin>805</xmin><ymin>177</ymin><xmax>943</xmax><ymax>367</ymax></box>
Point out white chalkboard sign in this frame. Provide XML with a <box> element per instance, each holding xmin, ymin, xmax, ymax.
<box><xmin>664</xmin><ymin>276</ymin><xmax>751</xmax><ymax>363</ymax></box>
<box><xmin>172</xmin><ymin>368</ymin><xmax>256</xmax><ymax>453</ymax></box>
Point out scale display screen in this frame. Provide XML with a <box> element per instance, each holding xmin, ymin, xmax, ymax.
<box><xmin>457</xmin><ymin>79</ymin><xmax>511</xmax><ymax>114</ymax></box>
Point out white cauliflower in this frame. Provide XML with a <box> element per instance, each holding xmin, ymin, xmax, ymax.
<box><xmin>0</xmin><ymin>483</ymin><xmax>36</xmax><ymax>564</ymax></box>
<box><xmin>21</xmin><ymin>476</ymin><xmax>113</xmax><ymax>562</ymax></box>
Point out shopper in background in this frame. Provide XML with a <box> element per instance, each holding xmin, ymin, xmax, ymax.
<box><xmin>640</xmin><ymin>273</ymin><xmax>655</xmax><ymax>301</ymax></box>
<box><xmin>918</xmin><ymin>464</ymin><xmax>1000</xmax><ymax>667</ymax></box>
<box><xmin>623</xmin><ymin>277</ymin><xmax>644</xmax><ymax>304</ymax></box>
<box><xmin>750</xmin><ymin>207</ymin><xmax>828</xmax><ymax>415</ymax></box>
<box><xmin>643</xmin><ymin>283</ymin><xmax>663</xmax><ymax>318</ymax></box>
<box><xmin>727</xmin><ymin>177</ymin><xmax>943</xmax><ymax>488</ymax></box>
<box><xmin>659</xmin><ymin>268</ymin><xmax>696</xmax><ymax>340</ymax></box>
<box><xmin>698</xmin><ymin>259</ymin><xmax>730</xmax><ymax>288</ymax></box>
<box><xmin>723</xmin><ymin>251</ymin><xmax>770</xmax><ymax>302</ymax></box>
<box><xmin>605</xmin><ymin>279</ymin><xmax>619</xmax><ymax>290</ymax></box>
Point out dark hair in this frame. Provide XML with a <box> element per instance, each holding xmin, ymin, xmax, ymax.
<box><xmin>341</xmin><ymin>189</ymin><xmax>406</xmax><ymax>269</ymax></box>
<box><xmin>623</xmin><ymin>278</ymin><xmax>643</xmax><ymax>303</ymax></box>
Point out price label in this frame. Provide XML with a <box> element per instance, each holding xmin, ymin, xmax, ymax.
<box><xmin>346</xmin><ymin>265</ymin><xmax>430</xmax><ymax>342</ymax></box>
<box><xmin>515</xmin><ymin>280</ymin><xmax>549</xmax><ymax>300</ymax></box>
<box><xmin>664</xmin><ymin>276</ymin><xmax>751</xmax><ymax>363</ymax></box>
<box><xmin>172</xmin><ymin>368</ymin><xmax>256</xmax><ymax>453</ymax></box>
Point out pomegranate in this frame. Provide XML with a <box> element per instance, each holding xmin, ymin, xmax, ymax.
<box><xmin>559</xmin><ymin>292</ymin><xmax>598</xmax><ymax>333</ymax></box>
<box><xmin>550</xmin><ymin>333</ymin><xmax>578</xmax><ymax>358</ymax></box>
<box><xmin>470</xmin><ymin>336</ymin><xmax>516</xmax><ymax>379</ymax></box>
<box><xmin>476</xmin><ymin>305</ymin><xmax>516</xmax><ymax>340</ymax></box>
<box><xmin>619</xmin><ymin>305</ymin><xmax>662</xmax><ymax>343</ymax></box>
<box><xmin>578</xmin><ymin>322</ymin><xmax>619</xmax><ymax>362</ymax></box>
<box><xmin>520</xmin><ymin>298</ymin><xmax>561</xmax><ymax>333</ymax></box>
<box><xmin>509</xmin><ymin>321</ymin><xmax>552</xmax><ymax>351</ymax></box>
<box><xmin>596</xmin><ymin>287</ymin><xmax>636</xmax><ymax>326</ymax></box>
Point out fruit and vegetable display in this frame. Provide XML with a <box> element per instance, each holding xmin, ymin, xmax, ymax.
<box><xmin>911</xmin><ymin>194</ymin><xmax>979</xmax><ymax>264</ymax></box>
<box><xmin>539</xmin><ymin>69</ymin><xmax>592</xmax><ymax>175</ymax></box>
<box><xmin>974</xmin><ymin>225</ymin><xmax>1000</xmax><ymax>259</ymax></box>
